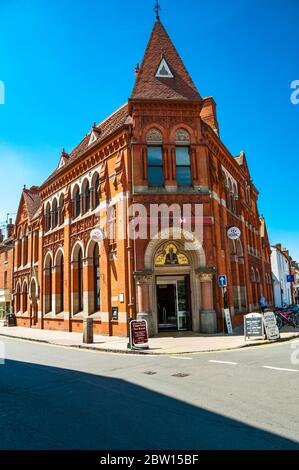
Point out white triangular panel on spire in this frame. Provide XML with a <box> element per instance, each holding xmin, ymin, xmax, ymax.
<box><xmin>155</xmin><ymin>58</ymin><xmax>174</xmax><ymax>78</ymax></box>
<box><xmin>58</xmin><ymin>157</ymin><xmax>66</xmax><ymax>169</ymax></box>
<box><xmin>88</xmin><ymin>131</ymin><xmax>97</xmax><ymax>146</ymax></box>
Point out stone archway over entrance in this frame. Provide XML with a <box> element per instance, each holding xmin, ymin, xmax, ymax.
<box><xmin>136</xmin><ymin>228</ymin><xmax>217</xmax><ymax>336</ymax></box>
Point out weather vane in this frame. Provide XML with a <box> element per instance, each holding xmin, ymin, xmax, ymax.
<box><xmin>154</xmin><ymin>0</ymin><xmax>161</xmax><ymax>20</ymax></box>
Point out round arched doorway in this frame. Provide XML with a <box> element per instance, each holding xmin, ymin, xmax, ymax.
<box><xmin>154</xmin><ymin>242</ymin><xmax>192</xmax><ymax>332</ymax></box>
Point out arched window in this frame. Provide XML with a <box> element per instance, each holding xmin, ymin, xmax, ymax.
<box><xmin>59</xmin><ymin>193</ymin><xmax>64</xmax><ymax>225</ymax></box>
<box><xmin>256</xmin><ymin>269</ymin><xmax>260</xmax><ymax>283</ymax></box>
<box><xmin>250</xmin><ymin>267</ymin><xmax>256</xmax><ymax>283</ymax></box>
<box><xmin>23</xmin><ymin>227</ymin><xmax>28</xmax><ymax>265</ymax></box>
<box><xmin>78</xmin><ymin>248</ymin><xmax>83</xmax><ymax>312</ymax></box>
<box><xmin>232</xmin><ymin>184</ymin><xmax>238</xmax><ymax>214</ymax></box>
<box><xmin>82</xmin><ymin>180</ymin><xmax>90</xmax><ymax>214</ymax></box>
<box><xmin>146</xmin><ymin>129</ymin><xmax>164</xmax><ymax>186</ymax></box>
<box><xmin>175</xmin><ymin>129</ymin><xmax>191</xmax><ymax>186</ymax></box>
<box><xmin>52</xmin><ymin>199</ymin><xmax>58</xmax><ymax>228</ymax></box>
<box><xmin>236</xmin><ymin>240</ymin><xmax>243</xmax><ymax>258</ymax></box>
<box><xmin>44</xmin><ymin>254</ymin><xmax>53</xmax><ymax>314</ymax></box>
<box><xmin>93</xmin><ymin>174</ymin><xmax>100</xmax><ymax>208</ymax></box>
<box><xmin>15</xmin><ymin>284</ymin><xmax>21</xmax><ymax>313</ymax></box>
<box><xmin>73</xmin><ymin>186</ymin><xmax>81</xmax><ymax>219</ymax></box>
<box><xmin>17</xmin><ymin>233</ymin><xmax>22</xmax><ymax>267</ymax></box>
<box><xmin>60</xmin><ymin>254</ymin><xmax>64</xmax><ymax>313</ymax></box>
<box><xmin>34</xmin><ymin>230</ymin><xmax>39</xmax><ymax>262</ymax></box>
<box><xmin>45</xmin><ymin>202</ymin><xmax>51</xmax><ymax>232</ymax></box>
<box><xmin>23</xmin><ymin>282</ymin><xmax>28</xmax><ymax>313</ymax></box>
<box><xmin>93</xmin><ymin>244</ymin><xmax>100</xmax><ymax>312</ymax></box>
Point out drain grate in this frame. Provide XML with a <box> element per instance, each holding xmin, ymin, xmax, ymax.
<box><xmin>144</xmin><ymin>371</ymin><xmax>157</xmax><ymax>375</ymax></box>
<box><xmin>172</xmin><ymin>373</ymin><xmax>190</xmax><ymax>378</ymax></box>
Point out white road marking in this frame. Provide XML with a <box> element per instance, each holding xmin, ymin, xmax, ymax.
<box><xmin>209</xmin><ymin>360</ymin><xmax>238</xmax><ymax>365</ymax></box>
<box><xmin>169</xmin><ymin>356</ymin><xmax>193</xmax><ymax>360</ymax></box>
<box><xmin>263</xmin><ymin>366</ymin><xmax>298</xmax><ymax>373</ymax></box>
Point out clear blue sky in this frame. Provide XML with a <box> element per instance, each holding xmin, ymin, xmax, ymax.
<box><xmin>0</xmin><ymin>0</ymin><xmax>298</xmax><ymax>260</ymax></box>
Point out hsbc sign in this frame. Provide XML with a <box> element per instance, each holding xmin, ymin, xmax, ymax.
<box><xmin>227</xmin><ymin>226</ymin><xmax>241</xmax><ymax>240</ymax></box>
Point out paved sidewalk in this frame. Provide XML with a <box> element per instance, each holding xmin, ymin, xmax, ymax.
<box><xmin>1</xmin><ymin>326</ymin><xmax>299</xmax><ymax>354</ymax></box>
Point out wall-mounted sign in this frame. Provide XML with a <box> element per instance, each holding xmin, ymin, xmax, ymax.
<box><xmin>218</xmin><ymin>275</ymin><xmax>227</xmax><ymax>288</ymax></box>
<box><xmin>111</xmin><ymin>306</ymin><xmax>118</xmax><ymax>321</ymax></box>
<box><xmin>227</xmin><ymin>226</ymin><xmax>241</xmax><ymax>240</ymax></box>
<box><xmin>244</xmin><ymin>313</ymin><xmax>264</xmax><ymax>340</ymax></box>
<box><xmin>224</xmin><ymin>308</ymin><xmax>233</xmax><ymax>335</ymax></box>
<box><xmin>287</xmin><ymin>275</ymin><xmax>295</xmax><ymax>283</ymax></box>
<box><xmin>263</xmin><ymin>311</ymin><xmax>280</xmax><ymax>341</ymax></box>
<box><xmin>129</xmin><ymin>319</ymin><xmax>149</xmax><ymax>350</ymax></box>
<box><xmin>90</xmin><ymin>228</ymin><xmax>105</xmax><ymax>243</ymax></box>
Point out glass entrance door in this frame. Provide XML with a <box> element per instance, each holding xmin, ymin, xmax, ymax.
<box><xmin>157</xmin><ymin>276</ymin><xmax>191</xmax><ymax>332</ymax></box>
<box><xmin>176</xmin><ymin>278</ymin><xmax>191</xmax><ymax>331</ymax></box>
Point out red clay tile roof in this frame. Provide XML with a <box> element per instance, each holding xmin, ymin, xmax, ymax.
<box><xmin>131</xmin><ymin>20</ymin><xmax>201</xmax><ymax>101</ymax></box>
<box><xmin>42</xmin><ymin>103</ymin><xmax>129</xmax><ymax>187</ymax></box>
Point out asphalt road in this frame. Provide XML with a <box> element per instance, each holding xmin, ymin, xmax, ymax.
<box><xmin>1</xmin><ymin>336</ymin><xmax>299</xmax><ymax>450</ymax></box>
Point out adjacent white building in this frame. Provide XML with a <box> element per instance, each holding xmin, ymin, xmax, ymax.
<box><xmin>271</xmin><ymin>245</ymin><xmax>292</xmax><ymax>308</ymax></box>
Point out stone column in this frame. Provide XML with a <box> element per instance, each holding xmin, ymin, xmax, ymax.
<box><xmin>199</xmin><ymin>272</ymin><xmax>217</xmax><ymax>334</ymax></box>
<box><xmin>135</xmin><ymin>273</ymin><xmax>154</xmax><ymax>337</ymax></box>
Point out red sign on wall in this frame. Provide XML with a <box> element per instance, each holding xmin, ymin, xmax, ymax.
<box><xmin>130</xmin><ymin>320</ymin><xmax>149</xmax><ymax>349</ymax></box>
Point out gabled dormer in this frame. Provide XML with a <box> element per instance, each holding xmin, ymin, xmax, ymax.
<box><xmin>58</xmin><ymin>148</ymin><xmax>69</xmax><ymax>169</ymax></box>
<box><xmin>88</xmin><ymin>124</ymin><xmax>102</xmax><ymax>147</ymax></box>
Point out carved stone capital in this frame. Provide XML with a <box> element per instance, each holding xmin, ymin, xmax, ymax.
<box><xmin>198</xmin><ymin>272</ymin><xmax>214</xmax><ymax>283</ymax></box>
<box><xmin>134</xmin><ymin>271</ymin><xmax>153</xmax><ymax>284</ymax></box>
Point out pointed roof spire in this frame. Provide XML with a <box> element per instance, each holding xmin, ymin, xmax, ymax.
<box><xmin>130</xmin><ymin>20</ymin><xmax>201</xmax><ymax>101</ymax></box>
<box><xmin>154</xmin><ymin>0</ymin><xmax>161</xmax><ymax>21</ymax></box>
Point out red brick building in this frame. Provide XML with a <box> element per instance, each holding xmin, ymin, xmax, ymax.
<box><xmin>12</xmin><ymin>17</ymin><xmax>273</xmax><ymax>336</ymax></box>
<box><xmin>0</xmin><ymin>220</ymin><xmax>14</xmax><ymax>319</ymax></box>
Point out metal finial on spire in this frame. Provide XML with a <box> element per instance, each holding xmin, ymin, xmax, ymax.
<box><xmin>154</xmin><ymin>0</ymin><xmax>161</xmax><ymax>20</ymax></box>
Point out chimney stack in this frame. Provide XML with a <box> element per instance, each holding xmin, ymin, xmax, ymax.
<box><xmin>6</xmin><ymin>218</ymin><xmax>14</xmax><ymax>239</ymax></box>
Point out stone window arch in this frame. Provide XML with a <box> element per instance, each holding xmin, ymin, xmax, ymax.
<box><xmin>146</xmin><ymin>128</ymin><xmax>163</xmax><ymax>145</ymax></box>
<box><xmin>174</xmin><ymin>128</ymin><xmax>190</xmax><ymax>145</ymax></box>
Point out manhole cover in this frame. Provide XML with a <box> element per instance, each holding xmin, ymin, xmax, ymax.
<box><xmin>144</xmin><ymin>371</ymin><xmax>157</xmax><ymax>375</ymax></box>
<box><xmin>172</xmin><ymin>373</ymin><xmax>190</xmax><ymax>378</ymax></box>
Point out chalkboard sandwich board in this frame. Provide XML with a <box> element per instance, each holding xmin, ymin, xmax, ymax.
<box><xmin>244</xmin><ymin>313</ymin><xmax>264</xmax><ymax>340</ymax></box>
